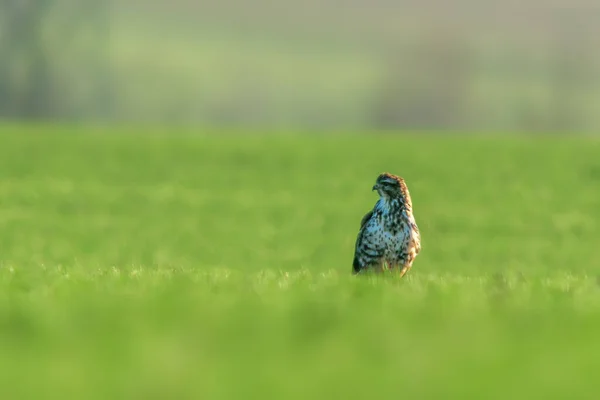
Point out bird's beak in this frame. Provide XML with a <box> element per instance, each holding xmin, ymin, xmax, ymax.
<box><xmin>372</xmin><ymin>184</ymin><xmax>379</xmax><ymax>191</ymax></box>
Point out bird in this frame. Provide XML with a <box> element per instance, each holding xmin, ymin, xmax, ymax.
<box><xmin>352</xmin><ymin>172</ymin><xmax>421</xmax><ymax>276</ymax></box>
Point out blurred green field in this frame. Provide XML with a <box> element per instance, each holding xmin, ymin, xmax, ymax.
<box><xmin>1</xmin><ymin>126</ymin><xmax>600</xmax><ymax>399</ymax></box>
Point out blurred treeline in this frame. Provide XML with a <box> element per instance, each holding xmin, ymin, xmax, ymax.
<box><xmin>1</xmin><ymin>0</ymin><xmax>599</xmax><ymax>133</ymax></box>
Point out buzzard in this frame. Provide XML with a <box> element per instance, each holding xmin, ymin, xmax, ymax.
<box><xmin>352</xmin><ymin>173</ymin><xmax>421</xmax><ymax>276</ymax></box>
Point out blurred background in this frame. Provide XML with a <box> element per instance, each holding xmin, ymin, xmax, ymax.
<box><xmin>1</xmin><ymin>0</ymin><xmax>599</xmax><ymax>133</ymax></box>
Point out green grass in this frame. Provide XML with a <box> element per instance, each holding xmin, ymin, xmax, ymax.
<box><xmin>0</xmin><ymin>126</ymin><xmax>600</xmax><ymax>399</ymax></box>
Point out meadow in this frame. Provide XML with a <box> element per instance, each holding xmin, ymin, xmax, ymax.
<box><xmin>0</xmin><ymin>126</ymin><xmax>599</xmax><ymax>399</ymax></box>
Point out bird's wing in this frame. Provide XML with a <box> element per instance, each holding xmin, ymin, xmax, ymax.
<box><xmin>359</xmin><ymin>210</ymin><xmax>374</xmax><ymax>231</ymax></box>
<box><xmin>352</xmin><ymin>209</ymin><xmax>375</xmax><ymax>273</ymax></box>
<box><xmin>354</xmin><ymin>209</ymin><xmax>374</xmax><ymax>250</ymax></box>
<box><xmin>411</xmin><ymin>221</ymin><xmax>421</xmax><ymax>254</ymax></box>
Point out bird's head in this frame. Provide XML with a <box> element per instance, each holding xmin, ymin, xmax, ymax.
<box><xmin>372</xmin><ymin>172</ymin><xmax>411</xmax><ymax>206</ymax></box>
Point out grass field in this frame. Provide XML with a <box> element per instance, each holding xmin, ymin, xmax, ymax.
<box><xmin>0</xmin><ymin>126</ymin><xmax>599</xmax><ymax>399</ymax></box>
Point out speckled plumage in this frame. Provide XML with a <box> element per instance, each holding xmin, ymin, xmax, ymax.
<box><xmin>352</xmin><ymin>173</ymin><xmax>421</xmax><ymax>276</ymax></box>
